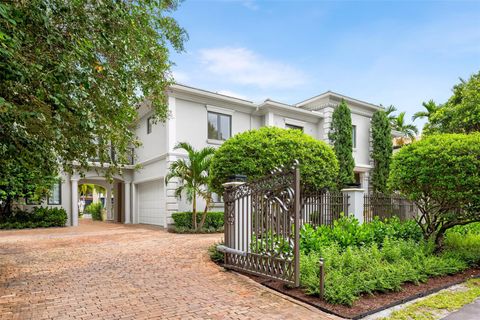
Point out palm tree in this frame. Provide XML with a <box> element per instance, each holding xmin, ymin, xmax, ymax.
<box><xmin>383</xmin><ymin>105</ymin><xmax>398</xmax><ymax>127</ymax></box>
<box><xmin>165</xmin><ymin>142</ymin><xmax>216</xmax><ymax>230</ymax></box>
<box><xmin>392</xmin><ymin>112</ymin><xmax>418</xmax><ymax>145</ymax></box>
<box><xmin>412</xmin><ymin>100</ymin><xmax>439</xmax><ymax>121</ymax></box>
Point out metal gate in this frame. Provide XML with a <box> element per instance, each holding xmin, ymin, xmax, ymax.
<box><xmin>221</xmin><ymin>165</ymin><xmax>300</xmax><ymax>287</ymax></box>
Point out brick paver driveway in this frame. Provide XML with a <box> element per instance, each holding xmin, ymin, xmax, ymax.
<box><xmin>0</xmin><ymin>221</ymin><xmax>336</xmax><ymax>320</ymax></box>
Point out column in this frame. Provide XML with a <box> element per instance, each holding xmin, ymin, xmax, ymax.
<box><xmin>132</xmin><ymin>183</ymin><xmax>138</xmax><ymax>224</ymax></box>
<box><xmin>71</xmin><ymin>177</ymin><xmax>79</xmax><ymax>227</ymax></box>
<box><xmin>124</xmin><ymin>182</ymin><xmax>131</xmax><ymax>224</ymax></box>
<box><xmin>106</xmin><ymin>184</ymin><xmax>113</xmax><ymax>221</ymax></box>
<box><xmin>341</xmin><ymin>188</ymin><xmax>365</xmax><ymax>224</ymax></box>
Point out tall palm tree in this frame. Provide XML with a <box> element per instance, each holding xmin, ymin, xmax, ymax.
<box><xmin>412</xmin><ymin>100</ymin><xmax>439</xmax><ymax>121</ymax></box>
<box><xmin>392</xmin><ymin>112</ymin><xmax>418</xmax><ymax>145</ymax></box>
<box><xmin>165</xmin><ymin>142</ymin><xmax>216</xmax><ymax>230</ymax></box>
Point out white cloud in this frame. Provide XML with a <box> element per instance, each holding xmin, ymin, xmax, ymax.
<box><xmin>198</xmin><ymin>47</ymin><xmax>307</xmax><ymax>89</ymax></box>
<box><xmin>240</xmin><ymin>0</ymin><xmax>259</xmax><ymax>11</ymax></box>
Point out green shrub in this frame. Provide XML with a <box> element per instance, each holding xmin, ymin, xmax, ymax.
<box><xmin>0</xmin><ymin>207</ymin><xmax>67</xmax><ymax>229</ymax></box>
<box><xmin>171</xmin><ymin>211</ymin><xmax>224</xmax><ymax>232</ymax></box>
<box><xmin>85</xmin><ymin>202</ymin><xmax>103</xmax><ymax>221</ymax></box>
<box><xmin>210</xmin><ymin>127</ymin><xmax>339</xmax><ymax>193</ymax></box>
<box><xmin>300</xmin><ymin>215</ymin><xmax>423</xmax><ymax>254</ymax></box>
<box><xmin>388</xmin><ymin>133</ymin><xmax>480</xmax><ymax>247</ymax></box>
<box><xmin>208</xmin><ymin>241</ymin><xmax>225</xmax><ymax>264</ymax></box>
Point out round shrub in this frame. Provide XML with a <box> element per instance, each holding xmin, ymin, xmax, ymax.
<box><xmin>210</xmin><ymin>127</ymin><xmax>339</xmax><ymax>193</ymax></box>
<box><xmin>388</xmin><ymin>133</ymin><xmax>480</xmax><ymax>246</ymax></box>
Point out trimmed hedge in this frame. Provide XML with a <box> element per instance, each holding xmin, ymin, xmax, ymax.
<box><xmin>171</xmin><ymin>211</ymin><xmax>224</xmax><ymax>232</ymax></box>
<box><xmin>210</xmin><ymin>127</ymin><xmax>339</xmax><ymax>193</ymax></box>
<box><xmin>0</xmin><ymin>207</ymin><xmax>67</xmax><ymax>229</ymax></box>
<box><xmin>85</xmin><ymin>202</ymin><xmax>103</xmax><ymax>221</ymax></box>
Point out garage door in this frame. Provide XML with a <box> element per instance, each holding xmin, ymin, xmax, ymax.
<box><xmin>138</xmin><ymin>179</ymin><xmax>165</xmax><ymax>226</ymax></box>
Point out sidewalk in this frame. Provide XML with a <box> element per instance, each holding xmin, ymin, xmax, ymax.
<box><xmin>441</xmin><ymin>298</ymin><xmax>480</xmax><ymax>320</ymax></box>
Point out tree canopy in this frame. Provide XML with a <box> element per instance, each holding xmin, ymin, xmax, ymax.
<box><xmin>424</xmin><ymin>71</ymin><xmax>480</xmax><ymax>134</ymax></box>
<box><xmin>388</xmin><ymin>133</ymin><xmax>480</xmax><ymax>248</ymax></box>
<box><xmin>0</xmin><ymin>1</ymin><xmax>186</xmax><ymax>213</ymax></box>
<box><xmin>210</xmin><ymin>127</ymin><xmax>339</xmax><ymax>193</ymax></box>
<box><xmin>328</xmin><ymin>100</ymin><xmax>355</xmax><ymax>188</ymax></box>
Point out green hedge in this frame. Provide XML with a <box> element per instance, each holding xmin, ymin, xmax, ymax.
<box><xmin>85</xmin><ymin>202</ymin><xmax>103</xmax><ymax>221</ymax></box>
<box><xmin>171</xmin><ymin>211</ymin><xmax>224</xmax><ymax>232</ymax></box>
<box><xmin>0</xmin><ymin>207</ymin><xmax>67</xmax><ymax>229</ymax></box>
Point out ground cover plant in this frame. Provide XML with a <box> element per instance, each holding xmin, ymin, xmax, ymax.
<box><xmin>299</xmin><ymin>217</ymin><xmax>480</xmax><ymax>306</ymax></box>
<box><xmin>0</xmin><ymin>207</ymin><xmax>67</xmax><ymax>229</ymax></box>
<box><xmin>85</xmin><ymin>202</ymin><xmax>103</xmax><ymax>221</ymax></box>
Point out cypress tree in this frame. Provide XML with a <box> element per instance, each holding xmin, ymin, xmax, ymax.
<box><xmin>371</xmin><ymin>110</ymin><xmax>393</xmax><ymax>193</ymax></box>
<box><xmin>328</xmin><ymin>100</ymin><xmax>355</xmax><ymax>188</ymax></box>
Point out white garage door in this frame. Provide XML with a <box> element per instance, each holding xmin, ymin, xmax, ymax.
<box><xmin>138</xmin><ymin>180</ymin><xmax>165</xmax><ymax>226</ymax></box>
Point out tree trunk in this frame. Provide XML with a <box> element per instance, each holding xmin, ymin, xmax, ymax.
<box><xmin>434</xmin><ymin>231</ymin><xmax>445</xmax><ymax>252</ymax></box>
<box><xmin>0</xmin><ymin>196</ymin><xmax>13</xmax><ymax>219</ymax></box>
<box><xmin>198</xmin><ymin>197</ymin><xmax>211</xmax><ymax>230</ymax></box>
<box><xmin>192</xmin><ymin>192</ymin><xmax>197</xmax><ymax>230</ymax></box>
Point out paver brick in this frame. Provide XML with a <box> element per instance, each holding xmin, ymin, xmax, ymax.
<box><xmin>0</xmin><ymin>221</ymin><xmax>338</xmax><ymax>319</ymax></box>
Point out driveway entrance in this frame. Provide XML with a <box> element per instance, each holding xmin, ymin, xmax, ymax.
<box><xmin>0</xmin><ymin>221</ymin><xmax>336</xmax><ymax>319</ymax></box>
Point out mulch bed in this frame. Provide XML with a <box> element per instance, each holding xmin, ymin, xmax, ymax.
<box><xmin>242</xmin><ymin>268</ymin><xmax>480</xmax><ymax>319</ymax></box>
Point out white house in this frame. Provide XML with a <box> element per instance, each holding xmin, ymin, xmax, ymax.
<box><xmin>26</xmin><ymin>84</ymin><xmax>389</xmax><ymax>228</ymax></box>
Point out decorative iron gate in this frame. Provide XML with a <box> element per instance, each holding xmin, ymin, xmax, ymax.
<box><xmin>222</xmin><ymin>165</ymin><xmax>301</xmax><ymax>287</ymax></box>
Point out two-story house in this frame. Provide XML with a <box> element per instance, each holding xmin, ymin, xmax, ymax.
<box><xmin>26</xmin><ymin>83</ymin><xmax>386</xmax><ymax>228</ymax></box>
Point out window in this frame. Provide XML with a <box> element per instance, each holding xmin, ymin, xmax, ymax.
<box><xmin>352</xmin><ymin>125</ymin><xmax>357</xmax><ymax>148</ymax></box>
<box><xmin>286</xmin><ymin>124</ymin><xmax>303</xmax><ymax>132</ymax></box>
<box><xmin>48</xmin><ymin>180</ymin><xmax>62</xmax><ymax>205</ymax></box>
<box><xmin>208</xmin><ymin>111</ymin><xmax>231</xmax><ymax>140</ymax></box>
<box><xmin>147</xmin><ymin>116</ymin><xmax>153</xmax><ymax>134</ymax></box>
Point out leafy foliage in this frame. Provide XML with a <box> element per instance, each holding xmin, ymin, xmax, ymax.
<box><xmin>371</xmin><ymin>111</ymin><xmax>393</xmax><ymax>193</ymax></box>
<box><xmin>388</xmin><ymin>133</ymin><xmax>480</xmax><ymax>248</ymax></box>
<box><xmin>328</xmin><ymin>100</ymin><xmax>355</xmax><ymax>188</ymax></box>
<box><xmin>299</xmin><ymin>217</ymin><xmax>480</xmax><ymax>306</ymax></box>
<box><xmin>210</xmin><ymin>126</ymin><xmax>339</xmax><ymax>193</ymax></box>
<box><xmin>166</xmin><ymin>142</ymin><xmax>216</xmax><ymax>230</ymax></box>
<box><xmin>85</xmin><ymin>202</ymin><xmax>104</xmax><ymax>221</ymax></box>
<box><xmin>0</xmin><ymin>207</ymin><xmax>67</xmax><ymax>229</ymax></box>
<box><xmin>171</xmin><ymin>211</ymin><xmax>224</xmax><ymax>232</ymax></box>
<box><xmin>0</xmin><ymin>1</ymin><xmax>186</xmax><ymax>213</ymax></box>
<box><xmin>208</xmin><ymin>241</ymin><xmax>225</xmax><ymax>264</ymax></box>
<box><xmin>391</xmin><ymin>112</ymin><xmax>418</xmax><ymax>145</ymax></box>
<box><xmin>424</xmin><ymin>71</ymin><xmax>480</xmax><ymax>134</ymax></box>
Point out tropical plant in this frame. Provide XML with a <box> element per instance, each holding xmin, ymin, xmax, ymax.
<box><xmin>165</xmin><ymin>142</ymin><xmax>216</xmax><ymax>230</ymax></box>
<box><xmin>424</xmin><ymin>71</ymin><xmax>480</xmax><ymax>134</ymax></box>
<box><xmin>383</xmin><ymin>104</ymin><xmax>398</xmax><ymax>126</ymax></box>
<box><xmin>392</xmin><ymin>112</ymin><xmax>418</xmax><ymax>145</ymax></box>
<box><xmin>388</xmin><ymin>133</ymin><xmax>480</xmax><ymax>249</ymax></box>
<box><xmin>412</xmin><ymin>100</ymin><xmax>439</xmax><ymax>122</ymax></box>
<box><xmin>370</xmin><ymin>110</ymin><xmax>393</xmax><ymax>193</ymax></box>
<box><xmin>328</xmin><ymin>100</ymin><xmax>355</xmax><ymax>188</ymax></box>
<box><xmin>210</xmin><ymin>127</ymin><xmax>339</xmax><ymax>193</ymax></box>
<box><xmin>0</xmin><ymin>1</ymin><xmax>187</xmax><ymax>214</ymax></box>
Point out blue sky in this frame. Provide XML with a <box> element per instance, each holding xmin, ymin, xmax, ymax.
<box><xmin>170</xmin><ymin>0</ymin><xmax>480</xmax><ymax>130</ymax></box>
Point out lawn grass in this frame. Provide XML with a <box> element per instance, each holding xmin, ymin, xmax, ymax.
<box><xmin>383</xmin><ymin>278</ymin><xmax>480</xmax><ymax>320</ymax></box>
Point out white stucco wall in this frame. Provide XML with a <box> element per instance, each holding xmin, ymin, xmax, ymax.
<box><xmin>351</xmin><ymin>112</ymin><xmax>372</xmax><ymax>168</ymax></box>
<box><xmin>135</xmin><ymin>113</ymin><xmax>167</xmax><ymax>163</ymax></box>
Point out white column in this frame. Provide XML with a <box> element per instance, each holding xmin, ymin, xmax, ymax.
<box><xmin>132</xmin><ymin>183</ymin><xmax>138</xmax><ymax>224</ymax></box>
<box><xmin>124</xmin><ymin>182</ymin><xmax>131</xmax><ymax>224</ymax></box>
<box><xmin>341</xmin><ymin>188</ymin><xmax>365</xmax><ymax>224</ymax></box>
<box><xmin>106</xmin><ymin>184</ymin><xmax>113</xmax><ymax>221</ymax></box>
<box><xmin>166</xmin><ymin>96</ymin><xmax>177</xmax><ymax>153</ymax></box>
<box><xmin>71</xmin><ymin>178</ymin><xmax>79</xmax><ymax>227</ymax></box>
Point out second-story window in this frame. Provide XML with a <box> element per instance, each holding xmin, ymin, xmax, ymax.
<box><xmin>286</xmin><ymin>124</ymin><xmax>303</xmax><ymax>132</ymax></box>
<box><xmin>147</xmin><ymin>116</ymin><xmax>153</xmax><ymax>134</ymax></box>
<box><xmin>352</xmin><ymin>125</ymin><xmax>357</xmax><ymax>148</ymax></box>
<box><xmin>208</xmin><ymin>111</ymin><xmax>231</xmax><ymax>140</ymax></box>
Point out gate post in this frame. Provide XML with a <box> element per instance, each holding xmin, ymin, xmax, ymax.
<box><xmin>222</xmin><ymin>181</ymin><xmax>245</xmax><ymax>261</ymax></box>
<box><xmin>341</xmin><ymin>188</ymin><xmax>365</xmax><ymax>224</ymax></box>
<box><xmin>293</xmin><ymin>166</ymin><xmax>300</xmax><ymax>287</ymax></box>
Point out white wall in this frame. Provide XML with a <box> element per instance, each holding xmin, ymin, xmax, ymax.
<box><xmin>351</xmin><ymin>112</ymin><xmax>372</xmax><ymax>168</ymax></box>
<box><xmin>135</xmin><ymin>113</ymin><xmax>167</xmax><ymax>163</ymax></box>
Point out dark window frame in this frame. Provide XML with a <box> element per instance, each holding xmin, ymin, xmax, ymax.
<box><xmin>352</xmin><ymin>125</ymin><xmax>357</xmax><ymax>148</ymax></box>
<box><xmin>47</xmin><ymin>180</ymin><xmax>62</xmax><ymax>205</ymax></box>
<box><xmin>207</xmin><ymin>111</ymin><xmax>232</xmax><ymax>141</ymax></box>
<box><xmin>285</xmin><ymin>123</ymin><xmax>304</xmax><ymax>132</ymax></box>
<box><xmin>147</xmin><ymin>116</ymin><xmax>153</xmax><ymax>134</ymax></box>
